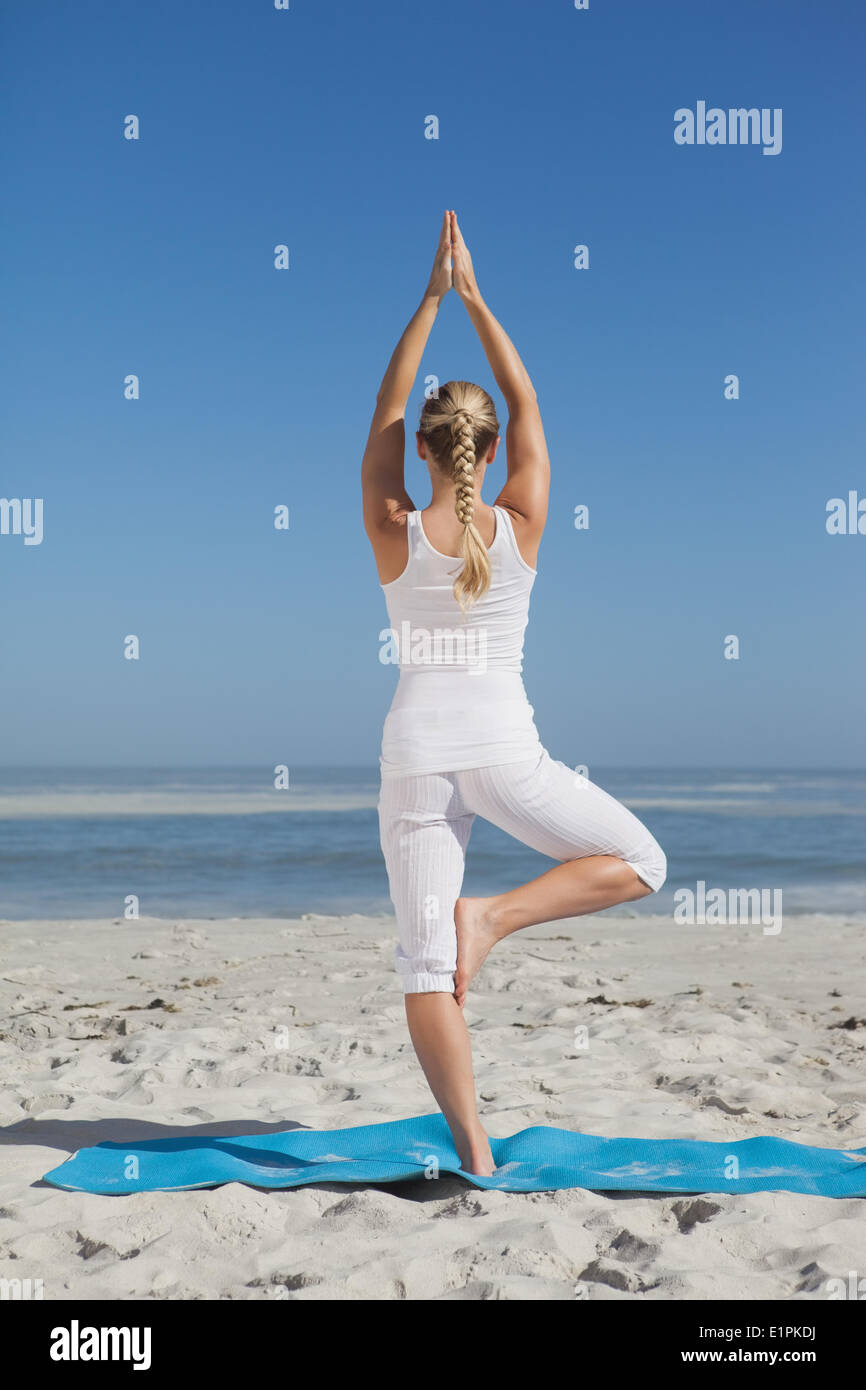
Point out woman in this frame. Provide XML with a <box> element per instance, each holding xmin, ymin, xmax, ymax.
<box><xmin>362</xmin><ymin>211</ymin><xmax>666</xmax><ymax>1176</ymax></box>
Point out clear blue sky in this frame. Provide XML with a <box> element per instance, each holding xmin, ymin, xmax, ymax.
<box><xmin>2</xmin><ymin>0</ymin><xmax>864</xmax><ymax>768</ymax></box>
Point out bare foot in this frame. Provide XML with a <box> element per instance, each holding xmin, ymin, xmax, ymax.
<box><xmin>456</xmin><ymin>1132</ymin><xmax>496</xmax><ymax>1177</ymax></box>
<box><xmin>454</xmin><ymin>896</ymin><xmax>502</xmax><ymax>1008</ymax></box>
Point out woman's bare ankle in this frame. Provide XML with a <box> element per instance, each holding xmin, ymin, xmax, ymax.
<box><xmin>451</xmin><ymin>1120</ymin><xmax>496</xmax><ymax>1176</ymax></box>
<box><xmin>484</xmin><ymin>896</ymin><xmax>523</xmax><ymax>942</ymax></box>
<box><xmin>457</xmin><ymin>1136</ymin><xmax>495</xmax><ymax>1177</ymax></box>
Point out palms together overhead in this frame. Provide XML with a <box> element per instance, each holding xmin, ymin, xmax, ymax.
<box><xmin>426</xmin><ymin>210</ymin><xmax>453</xmax><ymax>297</ymax></box>
<box><xmin>426</xmin><ymin>210</ymin><xmax>479</xmax><ymax>301</ymax></box>
<box><xmin>449</xmin><ymin>211</ymin><xmax>478</xmax><ymax>299</ymax></box>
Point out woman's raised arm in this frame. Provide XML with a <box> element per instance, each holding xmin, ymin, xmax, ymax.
<box><xmin>361</xmin><ymin>212</ymin><xmax>452</xmax><ymax>546</ymax></box>
<box><xmin>451</xmin><ymin>212</ymin><xmax>550</xmax><ymax>537</ymax></box>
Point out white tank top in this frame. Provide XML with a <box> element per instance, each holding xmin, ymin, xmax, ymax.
<box><xmin>379</xmin><ymin>505</ymin><xmax>543</xmax><ymax>777</ymax></box>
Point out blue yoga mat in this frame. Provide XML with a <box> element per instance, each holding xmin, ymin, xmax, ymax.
<box><xmin>42</xmin><ymin>1114</ymin><xmax>866</xmax><ymax>1197</ymax></box>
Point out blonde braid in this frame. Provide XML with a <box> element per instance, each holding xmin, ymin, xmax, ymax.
<box><xmin>417</xmin><ymin>380</ymin><xmax>499</xmax><ymax>610</ymax></box>
<box><xmin>452</xmin><ymin>410</ymin><xmax>476</xmax><ymax>526</ymax></box>
<box><xmin>450</xmin><ymin>408</ymin><xmax>491</xmax><ymax>610</ymax></box>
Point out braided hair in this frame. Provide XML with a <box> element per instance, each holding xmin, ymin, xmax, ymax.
<box><xmin>418</xmin><ymin>381</ymin><xmax>499</xmax><ymax>610</ymax></box>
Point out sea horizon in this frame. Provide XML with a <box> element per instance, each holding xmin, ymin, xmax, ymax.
<box><xmin>1</xmin><ymin>765</ymin><xmax>863</xmax><ymax>922</ymax></box>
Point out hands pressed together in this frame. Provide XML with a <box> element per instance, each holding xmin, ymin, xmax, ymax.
<box><xmin>426</xmin><ymin>209</ymin><xmax>479</xmax><ymax>302</ymax></box>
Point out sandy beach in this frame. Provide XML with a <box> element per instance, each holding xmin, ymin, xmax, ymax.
<box><xmin>1</xmin><ymin>910</ymin><xmax>863</xmax><ymax>1301</ymax></box>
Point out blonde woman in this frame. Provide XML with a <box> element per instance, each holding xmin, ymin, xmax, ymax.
<box><xmin>362</xmin><ymin>211</ymin><xmax>666</xmax><ymax>1176</ymax></box>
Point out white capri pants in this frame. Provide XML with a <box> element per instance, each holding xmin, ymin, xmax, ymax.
<box><xmin>378</xmin><ymin>748</ymin><xmax>667</xmax><ymax>994</ymax></box>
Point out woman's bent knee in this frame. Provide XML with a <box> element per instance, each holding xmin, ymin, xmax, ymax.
<box><xmin>628</xmin><ymin>840</ymin><xmax>666</xmax><ymax>894</ymax></box>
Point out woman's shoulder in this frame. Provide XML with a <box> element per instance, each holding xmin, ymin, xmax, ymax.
<box><xmin>368</xmin><ymin>505</ymin><xmax>418</xmax><ymax>586</ymax></box>
<box><xmin>494</xmin><ymin>503</ymin><xmax>540</xmax><ymax>574</ymax></box>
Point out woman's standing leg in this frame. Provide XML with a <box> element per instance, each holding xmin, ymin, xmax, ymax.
<box><xmin>403</xmin><ymin>995</ymin><xmax>493</xmax><ymax>1174</ymax></box>
<box><xmin>378</xmin><ymin>772</ymin><xmax>494</xmax><ymax>1174</ymax></box>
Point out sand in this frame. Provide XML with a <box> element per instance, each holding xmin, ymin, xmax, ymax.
<box><xmin>1</xmin><ymin>911</ymin><xmax>864</xmax><ymax>1301</ymax></box>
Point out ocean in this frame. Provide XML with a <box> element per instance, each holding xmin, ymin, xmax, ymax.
<box><xmin>0</xmin><ymin>767</ymin><xmax>863</xmax><ymax>921</ymax></box>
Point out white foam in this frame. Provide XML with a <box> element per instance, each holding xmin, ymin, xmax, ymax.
<box><xmin>0</xmin><ymin>790</ymin><xmax>379</xmax><ymax>818</ymax></box>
